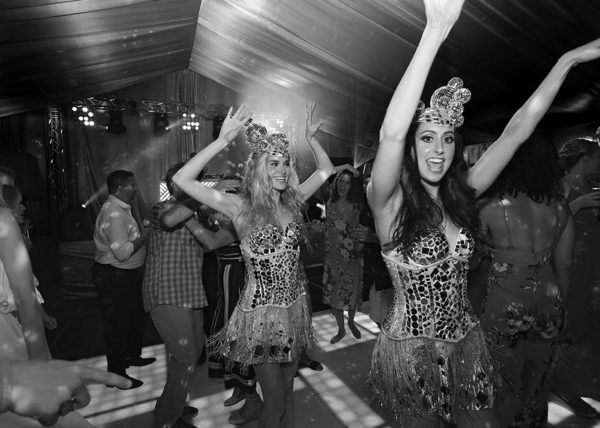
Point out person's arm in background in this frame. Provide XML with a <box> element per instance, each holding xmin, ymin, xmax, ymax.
<box><xmin>185</xmin><ymin>220</ymin><xmax>237</xmax><ymax>252</ymax></box>
<box><xmin>0</xmin><ymin>208</ymin><xmax>49</xmax><ymax>360</ymax></box>
<box><xmin>105</xmin><ymin>209</ymin><xmax>149</xmax><ymax>261</ymax></box>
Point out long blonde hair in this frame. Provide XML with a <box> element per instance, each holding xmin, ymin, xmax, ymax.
<box><xmin>239</xmin><ymin>152</ymin><xmax>304</xmax><ymax>227</ymax></box>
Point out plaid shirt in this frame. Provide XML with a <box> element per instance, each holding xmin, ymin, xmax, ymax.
<box><xmin>142</xmin><ymin>198</ymin><xmax>207</xmax><ymax>312</ymax></box>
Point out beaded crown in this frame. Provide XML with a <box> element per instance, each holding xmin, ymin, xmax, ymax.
<box><xmin>415</xmin><ymin>77</ymin><xmax>471</xmax><ymax>128</ymax></box>
<box><xmin>245</xmin><ymin>123</ymin><xmax>289</xmax><ymax>157</ymax></box>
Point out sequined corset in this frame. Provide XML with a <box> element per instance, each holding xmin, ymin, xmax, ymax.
<box><xmin>239</xmin><ymin>221</ymin><xmax>304</xmax><ymax>309</ymax></box>
<box><xmin>382</xmin><ymin>228</ymin><xmax>478</xmax><ymax>341</ymax></box>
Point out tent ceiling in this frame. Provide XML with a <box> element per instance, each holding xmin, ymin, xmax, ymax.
<box><xmin>2</xmin><ymin>0</ymin><xmax>600</xmax><ymax>142</ymax></box>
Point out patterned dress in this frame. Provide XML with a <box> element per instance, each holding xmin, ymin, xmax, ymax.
<box><xmin>480</xmin><ymin>198</ymin><xmax>566</xmax><ymax>427</ymax></box>
<box><xmin>322</xmin><ymin>200</ymin><xmax>363</xmax><ymax>310</ymax></box>
<box><xmin>209</xmin><ymin>221</ymin><xmax>313</xmax><ymax>366</ymax></box>
<box><xmin>371</xmin><ymin>228</ymin><xmax>495</xmax><ymax>422</ymax></box>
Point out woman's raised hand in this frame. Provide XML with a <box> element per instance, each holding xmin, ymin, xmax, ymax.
<box><xmin>564</xmin><ymin>37</ymin><xmax>600</xmax><ymax>66</ymax></box>
<box><xmin>305</xmin><ymin>101</ymin><xmax>325</xmax><ymax>140</ymax></box>
<box><xmin>424</xmin><ymin>0</ymin><xmax>465</xmax><ymax>31</ymax></box>
<box><xmin>219</xmin><ymin>104</ymin><xmax>252</xmax><ymax>143</ymax></box>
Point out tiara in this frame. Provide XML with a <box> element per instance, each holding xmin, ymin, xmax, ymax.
<box><xmin>245</xmin><ymin>123</ymin><xmax>289</xmax><ymax>157</ymax></box>
<box><xmin>415</xmin><ymin>77</ymin><xmax>471</xmax><ymax>128</ymax></box>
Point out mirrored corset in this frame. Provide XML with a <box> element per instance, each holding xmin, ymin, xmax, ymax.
<box><xmin>382</xmin><ymin>228</ymin><xmax>479</xmax><ymax>341</ymax></box>
<box><xmin>239</xmin><ymin>221</ymin><xmax>304</xmax><ymax>308</ymax></box>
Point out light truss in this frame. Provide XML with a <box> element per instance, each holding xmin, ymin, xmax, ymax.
<box><xmin>71</xmin><ymin>97</ymin><xmax>228</xmax><ymax>118</ymax></box>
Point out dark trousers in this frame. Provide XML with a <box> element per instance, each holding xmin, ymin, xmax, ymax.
<box><xmin>92</xmin><ymin>262</ymin><xmax>145</xmax><ymax>373</ymax></box>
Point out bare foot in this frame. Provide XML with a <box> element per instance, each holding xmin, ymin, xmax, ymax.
<box><xmin>348</xmin><ymin>322</ymin><xmax>361</xmax><ymax>339</ymax></box>
<box><xmin>330</xmin><ymin>331</ymin><xmax>346</xmax><ymax>344</ymax></box>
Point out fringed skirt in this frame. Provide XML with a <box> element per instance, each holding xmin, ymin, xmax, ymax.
<box><xmin>370</xmin><ymin>326</ymin><xmax>496</xmax><ymax>422</ymax></box>
<box><xmin>209</xmin><ymin>293</ymin><xmax>314</xmax><ymax>368</ymax></box>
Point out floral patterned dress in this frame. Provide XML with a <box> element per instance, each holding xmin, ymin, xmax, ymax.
<box><xmin>480</xmin><ymin>198</ymin><xmax>567</xmax><ymax>427</ymax></box>
<box><xmin>322</xmin><ymin>199</ymin><xmax>363</xmax><ymax>311</ymax></box>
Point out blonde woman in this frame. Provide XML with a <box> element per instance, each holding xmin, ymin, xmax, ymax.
<box><xmin>173</xmin><ymin>102</ymin><xmax>334</xmax><ymax>428</ymax></box>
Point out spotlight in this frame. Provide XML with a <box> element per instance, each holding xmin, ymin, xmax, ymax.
<box><xmin>105</xmin><ymin>111</ymin><xmax>126</xmax><ymax>134</ymax></box>
<box><xmin>153</xmin><ymin>113</ymin><xmax>170</xmax><ymax>136</ymax></box>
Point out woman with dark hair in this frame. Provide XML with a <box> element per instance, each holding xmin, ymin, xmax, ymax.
<box><xmin>322</xmin><ymin>168</ymin><xmax>364</xmax><ymax>343</ymax></box>
<box><xmin>366</xmin><ymin>0</ymin><xmax>600</xmax><ymax>426</ymax></box>
<box><xmin>550</xmin><ymin>137</ymin><xmax>600</xmax><ymax>418</ymax></box>
<box><xmin>173</xmin><ymin>102</ymin><xmax>334</xmax><ymax>428</ymax></box>
<box><xmin>477</xmin><ymin>134</ymin><xmax>574</xmax><ymax>427</ymax></box>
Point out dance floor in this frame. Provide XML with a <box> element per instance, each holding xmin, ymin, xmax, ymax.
<box><xmin>75</xmin><ymin>308</ymin><xmax>600</xmax><ymax>428</ymax></box>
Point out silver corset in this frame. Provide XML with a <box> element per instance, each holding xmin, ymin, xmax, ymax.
<box><xmin>382</xmin><ymin>227</ymin><xmax>479</xmax><ymax>341</ymax></box>
<box><xmin>239</xmin><ymin>221</ymin><xmax>304</xmax><ymax>309</ymax></box>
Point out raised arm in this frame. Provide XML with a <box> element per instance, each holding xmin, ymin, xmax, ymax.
<box><xmin>0</xmin><ymin>208</ymin><xmax>49</xmax><ymax>360</ymax></box>
<box><xmin>172</xmin><ymin>105</ymin><xmax>251</xmax><ymax>219</ymax></box>
<box><xmin>368</xmin><ymin>0</ymin><xmax>464</xmax><ymax>236</ymax></box>
<box><xmin>469</xmin><ymin>37</ymin><xmax>600</xmax><ymax>196</ymax></box>
<box><xmin>298</xmin><ymin>102</ymin><xmax>335</xmax><ymax>201</ymax></box>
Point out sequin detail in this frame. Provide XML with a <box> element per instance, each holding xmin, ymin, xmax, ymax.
<box><xmin>370</xmin><ymin>228</ymin><xmax>496</xmax><ymax>422</ymax></box>
<box><xmin>209</xmin><ymin>221</ymin><xmax>313</xmax><ymax>367</ymax></box>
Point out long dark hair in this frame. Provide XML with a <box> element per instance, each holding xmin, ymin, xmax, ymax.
<box><xmin>388</xmin><ymin>123</ymin><xmax>480</xmax><ymax>251</ymax></box>
<box><xmin>487</xmin><ymin>133</ymin><xmax>561</xmax><ymax>204</ymax></box>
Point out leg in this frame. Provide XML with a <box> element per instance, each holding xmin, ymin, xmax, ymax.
<box><xmin>125</xmin><ymin>268</ymin><xmax>145</xmax><ymax>359</ymax></box>
<box><xmin>347</xmin><ymin>308</ymin><xmax>361</xmax><ymax>339</ymax></box>
<box><xmin>92</xmin><ymin>264</ymin><xmax>131</xmax><ymax>375</ymax></box>
<box><xmin>330</xmin><ymin>308</ymin><xmax>346</xmax><ymax>344</ymax></box>
<box><xmin>151</xmin><ymin>305</ymin><xmax>204</xmax><ymax>428</ymax></box>
<box><xmin>254</xmin><ymin>363</ymin><xmax>288</xmax><ymax>428</ymax></box>
<box><xmin>280</xmin><ymin>359</ymin><xmax>300</xmax><ymax>428</ymax></box>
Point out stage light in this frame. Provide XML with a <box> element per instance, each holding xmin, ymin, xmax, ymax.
<box><xmin>105</xmin><ymin>111</ymin><xmax>126</xmax><ymax>134</ymax></box>
<box><xmin>153</xmin><ymin>113</ymin><xmax>170</xmax><ymax>136</ymax></box>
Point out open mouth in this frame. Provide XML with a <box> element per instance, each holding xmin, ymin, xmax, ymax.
<box><xmin>426</xmin><ymin>157</ymin><xmax>444</xmax><ymax>171</ymax></box>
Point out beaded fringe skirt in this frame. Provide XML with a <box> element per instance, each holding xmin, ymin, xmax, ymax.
<box><xmin>209</xmin><ymin>294</ymin><xmax>314</xmax><ymax>368</ymax></box>
<box><xmin>370</xmin><ymin>326</ymin><xmax>496</xmax><ymax>422</ymax></box>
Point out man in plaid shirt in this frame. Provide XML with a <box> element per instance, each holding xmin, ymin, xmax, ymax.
<box><xmin>143</xmin><ymin>163</ymin><xmax>210</xmax><ymax>428</ymax></box>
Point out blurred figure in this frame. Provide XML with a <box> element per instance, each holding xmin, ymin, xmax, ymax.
<box><xmin>550</xmin><ymin>137</ymin><xmax>600</xmax><ymax>418</ymax></box>
<box><xmin>322</xmin><ymin>168</ymin><xmax>364</xmax><ymax>343</ymax></box>
<box><xmin>92</xmin><ymin>170</ymin><xmax>153</xmax><ymax>389</ymax></box>
<box><xmin>477</xmin><ymin>134</ymin><xmax>574</xmax><ymax>427</ymax></box>
<box><xmin>2</xmin><ymin>184</ymin><xmax>57</xmax><ymax>330</ymax></box>
<box><xmin>0</xmin><ymin>185</ymin><xmax>96</xmax><ymax>427</ymax></box>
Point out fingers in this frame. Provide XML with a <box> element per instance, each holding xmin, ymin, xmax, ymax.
<box><xmin>70</xmin><ymin>384</ymin><xmax>92</xmax><ymax>411</ymax></box>
<box><xmin>77</xmin><ymin>365</ymin><xmax>132</xmax><ymax>389</ymax></box>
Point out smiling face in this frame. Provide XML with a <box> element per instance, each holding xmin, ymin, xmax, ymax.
<box><xmin>267</xmin><ymin>155</ymin><xmax>291</xmax><ymax>192</ymax></box>
<box><xmin>336</xmin><ymin>172</ymin><xmax>352</xmax><ymax>199</ymax></box>
<box><xmin>413</xmin><ymin>122</ymin><xmax>456</xmax><ymax>188</ymax></box>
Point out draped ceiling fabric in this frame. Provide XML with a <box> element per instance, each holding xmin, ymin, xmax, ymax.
<box><xmin>0</xmin><ymin>0</ymin><xmax>202</xmax><ymax>117</ymax></box>
<box><xmin>2</xmin><ymin>0</ymin><xmax>600</xmax><ymax>162</ymax></box>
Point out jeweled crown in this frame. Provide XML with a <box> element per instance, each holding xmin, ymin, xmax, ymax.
<box><xmin>245</xmin><ymin>123</ymin><xmax>289</xmax><ymax>157</ymax></box>
<box><xmin>415</xmin><ymin>77</ymin><xmax>471</xmax><ymax>128</ymax></box>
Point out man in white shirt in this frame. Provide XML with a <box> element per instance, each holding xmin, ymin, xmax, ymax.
<box><xmin>92</xmin><ymin>170</ymin><xmax>152</xmax><ymax>389</ymax></box>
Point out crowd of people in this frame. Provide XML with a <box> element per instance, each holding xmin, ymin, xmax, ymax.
<box><xmin>1</xmin><ymin>0</ymin><xmax>600</xmax><ymax>427</ymax></box>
